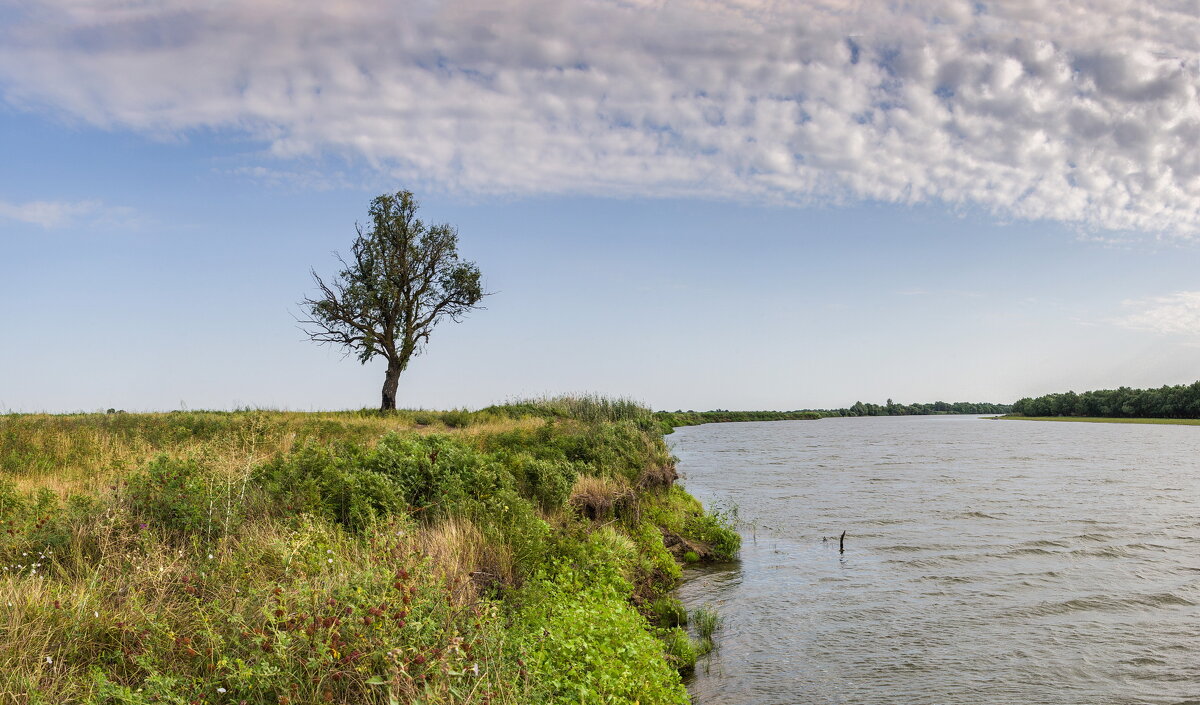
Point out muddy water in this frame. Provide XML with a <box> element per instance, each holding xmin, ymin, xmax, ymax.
<box><xmin>671</xmin><ymin>416</ymin><xmax>1200</xmax><ymax>705</ymax></box>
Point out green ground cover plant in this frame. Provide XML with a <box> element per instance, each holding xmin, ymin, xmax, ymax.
<box><xmin>0</xmin><ymin>397</ymin><xmax>738</xmax><ymax>704</ymax></box>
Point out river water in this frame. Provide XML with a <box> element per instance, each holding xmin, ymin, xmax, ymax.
<box><xmin>671</xmin><ymin>415</ymin><xmax>1200</xmax><ymax>705</ymax></box>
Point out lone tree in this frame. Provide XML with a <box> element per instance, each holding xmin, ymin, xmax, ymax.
<box><xmin>301</xmin><ymin>191</ymin><xmax>486</xmax><ymax>410</ymax></box>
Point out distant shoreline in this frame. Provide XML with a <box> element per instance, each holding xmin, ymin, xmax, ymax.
<box><xmin>994</xmin><ymin>415</ymin><xmax>1200</xmax><ymax>426</ymax></box>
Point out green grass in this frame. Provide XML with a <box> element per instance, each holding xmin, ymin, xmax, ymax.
<box><xmin>0</xmin><ymin>400</ymin><xmax>732</xmax><ymax>704</ymax></box>
<box><xmin>996</xmin><ymin>415</ymin><xmax>1200</xmax><ymax>426</ymax></box>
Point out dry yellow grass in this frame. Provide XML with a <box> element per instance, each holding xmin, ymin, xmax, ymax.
<box><xmin>568</xmin><ymin>475</ymin><xmax>634</xmax><ymax>521</ymax></box>
<box><xmin>0</xmin><ymin>411</ymin><xmax>546</xmax><ymax>496</ymax></box>
<box><xmin>420</xmin><ymin>517</ymin><xmax>514</xmax><ymax>601</ymax></box>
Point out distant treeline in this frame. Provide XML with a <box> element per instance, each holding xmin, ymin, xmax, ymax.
<box><xmin>657</xmin><ymin>400</ymin><xmax>1011</xmax><ymax>430</ymax></box>
<box><xmin>657</xmin><ymin>410</ymin><xmax>822</xmax><ymax>431</ymax></box>
<box><xmin>1012</xmin><ymin>381</ymin><xmax>1200</xmax><ymax>419</ymax></box>
<box><xmin>829</xmin><ymin>399</ymin><xmax>1013</xmax><ymax>417</ymax></box>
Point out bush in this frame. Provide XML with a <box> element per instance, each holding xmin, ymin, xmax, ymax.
<box><xmin>253</xmin><ymin>442</ymin><xmax>405</xmax><ymax>533</ymax></box>
<box><xmin>367</xmin><ymin>434</ymin><xmax>513</xmax><ymax>520</ymax></box>
<box><xmin>514</xmin><ymin>455</ymin><xmax>576</xmax><ymax>510</ymax></box>
<box><xmin>0</xmin><ymin>481</ymin><xmax>72</xmax><ymax>564</ymax></box>
<box><xmin>439</xmin><ymin>408</ymin><xmax>474</xmax><ymax>428</ymax></box>
<box><xmin>123</xmin><ymin>456</ymin><xmax>239</xmax><ymax>540</ymax></box>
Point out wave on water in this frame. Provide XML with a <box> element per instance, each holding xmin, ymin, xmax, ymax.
<box><xmin>958</xmin><ymin>510</ymin><xmax>1005</xmax><ymax>520</ymax></box>
<box><xmin>1000</xmin><ymin>546</ymin><xmax>1059</xmax><ymax>557</ymax></box>
<box><xmin>673</xmin><ymin>414</ymin><xmax>1200</xmax><ymax>705</ymax></box>
<box><xmin>1015</xmin><ymin>591</ymin><xmax>1197</xmax><ymax>618</ymax></box>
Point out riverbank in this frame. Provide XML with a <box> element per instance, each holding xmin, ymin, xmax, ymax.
<box><xmin>0</xmin><ymin>399</ymin><xmax>737</xmax><ymax>704</ymax></box>
<box><xmin>995</xmin><ymin>415</ymin><xmax>1200</xmax><ymax>426</ymax></box>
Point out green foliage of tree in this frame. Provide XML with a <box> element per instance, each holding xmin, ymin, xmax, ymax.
<box><xmin>831</xmin><ymin>399</ymin><xmax>1012</xmax><ymax>416</ymax></box>
<box><xmin>301</xmin><ymin>191</ymin><xmax>486</xmax><ymax>410</ymax></box>
<box><xmin>1011</xmin><ymin>381</ymin><xmax>1200</xmax><ymax>419</ymax></box>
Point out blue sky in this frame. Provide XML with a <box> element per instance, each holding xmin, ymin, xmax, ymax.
<box><xmin>3</xmin><ymin>1</ymin><xmax>1200</xmax><ymax>412</ymax></box>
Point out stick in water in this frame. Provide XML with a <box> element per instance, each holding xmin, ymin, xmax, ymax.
<box><xmin>839</xmin><ymin>530</ymin><xmax>846</xmax><ymax>554</ymax></box>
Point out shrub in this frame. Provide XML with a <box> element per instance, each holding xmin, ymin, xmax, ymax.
<box><xmin>253</xmin><ymin>442</ymin><xmax>405</xmax><ymax>533</ymax></box>
<box><xmin>0</xmin><ymin>481</ymin><xmax>71</xmax><ymax>563</ymax></box>
<box><xmin>439</xmin><ymin>408</ymin><xmax>474</xmax><ymax>428</ymax></box>
<box><xmin>123</xmin><ymin>456</ymin><xmax>239</xmax><ymax>541</ymax></box>
<box><xmin>367</xmin><ymin>434</ymin><xmax>512</xmax><ymax>520</ymax></box>
<box><xmin>514</xmin><ymin>455</ymin><xmax>576</xmax><ymax>510</ymax></box>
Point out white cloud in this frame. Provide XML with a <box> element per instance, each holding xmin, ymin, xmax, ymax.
<box><xmin>4</xmin><ymin>1</ymin><xmax>1200</xmax><ymax>235</ymax></box>
<box><xmin>1115</xmin><ymin>292</ymin><xmax>1200</xmax><ymax>335</ymax></box>
<box><xmin>0</xmin><ymin>197</ymin><xmax>138</xmax><ymax>229</ymax></box>
<box><xmin>225</xmin><ymin>166</ymin><xmax>359</xmax><ymax>192</ymax></box>
<box><xmin>0</xmin><ymin>198</ymin><xmax>99</xmax><ymax>228</ymax></box>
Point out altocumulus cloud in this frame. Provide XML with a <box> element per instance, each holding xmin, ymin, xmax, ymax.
<box><xmin>3</xmin><ymin>0</ymin><xmax>1200</xmax><ymax>235</ymax></box>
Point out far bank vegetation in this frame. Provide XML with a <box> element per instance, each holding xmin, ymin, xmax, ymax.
<box><xmin>1010</xmin><ymin>381</ymin><xmax>1200</xmax><ymax>419</ymax></box>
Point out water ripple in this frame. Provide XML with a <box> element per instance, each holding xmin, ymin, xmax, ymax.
<box><xmin>674</xmin><ymin>415</ymin><xmax>1200</xmax><ymax>705</ymax></box>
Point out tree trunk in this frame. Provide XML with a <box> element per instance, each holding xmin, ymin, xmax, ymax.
<box><xmin>381</xmin><ymin>358</ymin><xmax>403</xmax><ymax>411</ymax></box>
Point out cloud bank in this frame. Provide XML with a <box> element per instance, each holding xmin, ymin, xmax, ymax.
<box><xmin>3</xmin><ymin>1</ymin><xmax>1200</xmax><ymax>235</ymax></box>
<box><xmin>1116</xmin><ymin>291</ymin><xmax>1200</xmax><ymax>335</ymax></box>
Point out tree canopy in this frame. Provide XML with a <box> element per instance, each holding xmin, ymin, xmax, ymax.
<box><xmin>1012</xmin><ymin>382</ymin><xmax>1200</xmax><ymax>418</ymax></box>
<box><xmin>831</xmin><ymin>400</ymin><xmax>1011</xmax><ymax>416</ymax></box>
<box><xmin>301</xmin><ymin>191</ymin><xmax>486</xmax><ymax>410</ymax></box>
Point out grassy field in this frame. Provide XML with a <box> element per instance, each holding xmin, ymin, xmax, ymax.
<box><xmin>995</xmin><ymin>415</ymin><xmax>1200</xmax><ymax>426</ymax></box>
<box><xmin>0</xmin><ymin>398</ymin><xmax>737</xmax><ymax>704</ymax></box>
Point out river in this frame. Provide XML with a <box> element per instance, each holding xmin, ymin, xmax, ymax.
<box><xmin>671</xmin><ymin>415</ymin><xmax>1200</xmax><ymax>705</ymax></box>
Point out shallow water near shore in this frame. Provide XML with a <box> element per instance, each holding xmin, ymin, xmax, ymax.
<box><xmin>672</xmin><ymin>415</ymin><xmax>1200</xmax><ymax>705</ymax></box>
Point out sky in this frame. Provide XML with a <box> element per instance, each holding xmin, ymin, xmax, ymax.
<box><xmin>3</xmin><ymin>0</ymin><xmax>1200</xmax><ymax>413</ymax></box>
